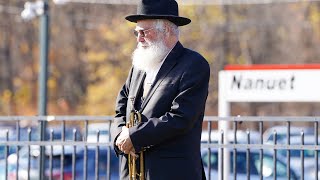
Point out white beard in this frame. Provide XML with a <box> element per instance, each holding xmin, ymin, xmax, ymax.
<box><xmin>132</xmin><ymin>39</ymin><xmax>170</xmax><ymax>71</ymax></box>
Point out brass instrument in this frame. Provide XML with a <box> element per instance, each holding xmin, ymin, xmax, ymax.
<box><xmin>127</xmin><ymin>98</ymin><xmax>145</xmax><ymax>180</ymax></box>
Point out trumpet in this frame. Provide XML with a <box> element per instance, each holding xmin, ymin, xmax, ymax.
<box><xmin>127</xmin><ymin>107</ymin><xmax>145</xmax><ymax>180</ymax></box>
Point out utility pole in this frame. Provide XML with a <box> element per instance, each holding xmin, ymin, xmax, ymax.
<box><xmin>21</xmin><ymin>0</ymin><xmax>50</xmax><ymax>178</ymax></box>
<box><xmin>38</xmin><ymin>0</ymin><xmax>49</xmax><ymax>179</ymax></box>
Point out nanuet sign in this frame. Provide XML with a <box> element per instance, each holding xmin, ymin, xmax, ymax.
<box><xmin>219</xmin><ymin>64</ymin><xmax>320</xmax><ymax>102</ymax></box>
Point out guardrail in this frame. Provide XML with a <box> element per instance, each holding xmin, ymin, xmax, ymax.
<box><xmin>0</xmin><ymin>116</ymin><xmax>318</xmax><ymax>180</ymax></box>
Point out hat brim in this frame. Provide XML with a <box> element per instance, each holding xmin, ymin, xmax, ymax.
<box><xmin>125</xmin><ymin>15</ymin><xmax>191</xmax><ymax>26</ymax></box>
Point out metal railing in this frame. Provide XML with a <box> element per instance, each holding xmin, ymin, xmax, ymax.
<box><xmin>0</xmin><ymin>116</ymin><xmax>319</xmax><ymax>180</ymax></box>
<box><xmin>202</xmin><ymin>116</ymin><xmax>320</xmax><ymax>180</ymax></box>
<box><xmin>0</xmin><ymin>116</ymin><xmax>115</xmax><ymax>180</ymax></box>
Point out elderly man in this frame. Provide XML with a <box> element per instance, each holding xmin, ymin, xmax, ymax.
<box><xmin>111</xmin><ymin>0</ymin><xmax>210</xmax><ymax>179</ymax></box>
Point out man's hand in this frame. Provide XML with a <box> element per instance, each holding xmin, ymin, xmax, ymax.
<box><xmin>116</xmin><ymin>126</ymin><xmax>136</xmax><ymax>156</ymax></box>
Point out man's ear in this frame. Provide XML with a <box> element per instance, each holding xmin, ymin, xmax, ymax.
<box><xmin>164</xmin><ymin>26</ymin><xmax>170</xmax><ymax>37</ymax></box>
<box><xmin>165</xmin><ymin>26</ymin><xmax>170</xmax><ymax>33</ymax></box>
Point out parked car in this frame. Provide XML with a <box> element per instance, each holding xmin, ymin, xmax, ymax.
<box><xmin>6</xmin><ymin>146</ymin><xmax>45</xmax><ymax>180</ymax></box>
<box><xmin>0</xmin><ymin>127</ymin><xmax>39</xmax><ymax>160</ymax></box>
<box><xmin>2</xmin><ymin>126</ymin><xmax>83</xmax><ymax>180</ymax></box>
<box><xmin>201</xmin><ymin>148</ymin><xmax>298</xmax><ymax>180</ymax></box>
<box><xmin>5</xmin><ymin>146</ymin><xmax>119</xmax><ymax>180</ymax></box>
<box><xmin>277</xmin><ymin>135</ymin><xmax>320</xmax><ymax>179</ymax></box>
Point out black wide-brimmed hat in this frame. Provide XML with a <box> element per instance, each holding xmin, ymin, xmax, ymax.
<box><xmin>125</xmin><ymin>0</ymin><xmax>191</xmax><ymax>26</ymax></box>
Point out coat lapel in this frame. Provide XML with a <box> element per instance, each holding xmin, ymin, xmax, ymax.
<box><xmin>129</xmin><ymin>69</ymin><xmax>146</xmax><ymax>109</ymax></box>
<box><xmin>140</xmin><ymin>42</ymin><xmax>185</xmax><ymax>111</ymax></box>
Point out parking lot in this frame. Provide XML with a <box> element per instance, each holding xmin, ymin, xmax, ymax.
<box><xmin>0</xmin><ymin>116</ymin><xmax>319</xmax><ymax>180</ymax></box>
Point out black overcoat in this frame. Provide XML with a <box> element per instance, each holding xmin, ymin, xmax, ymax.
<box><xmin>111</xmin><ymin>42</ymin><xmax>210</xmax><ymax>180</ymax></box>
